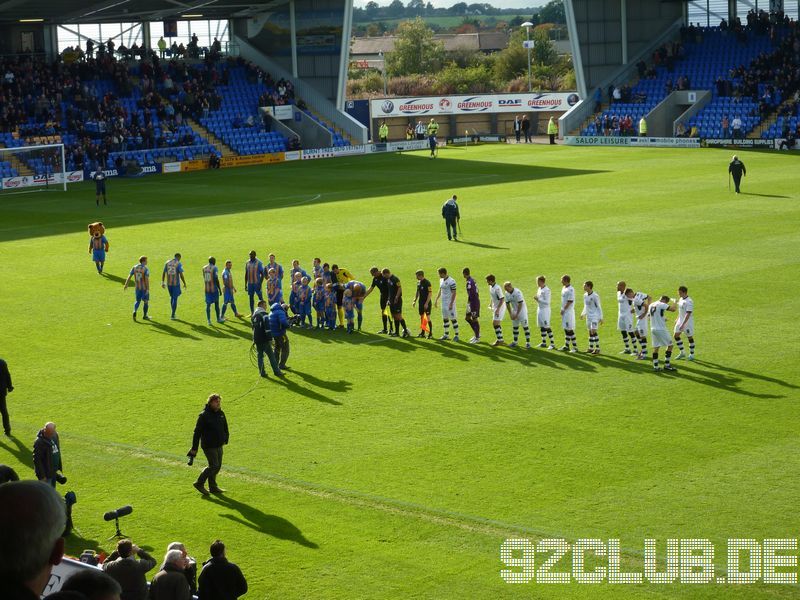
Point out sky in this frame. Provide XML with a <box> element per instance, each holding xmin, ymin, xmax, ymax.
<box><xmin>352</xmin><ymin>0</ymin><xmax>550</xmax><ymax>9</ymax></box>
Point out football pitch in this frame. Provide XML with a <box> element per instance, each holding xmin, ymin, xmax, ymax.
<box><xmin>1</xmin><ymin>144</ymin><xmax>799</xmax><ymax>599</ymax></box>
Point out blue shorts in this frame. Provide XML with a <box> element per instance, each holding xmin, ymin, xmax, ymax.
<box><xmin>247</xmin><ymin>283</ymin><xmax>262</xmax><ymax>296</ymax></box>
<box><xmin>135</xmin><ymin>289</ymin><xmax>150</xmax><ymax>302</ymax></box>
<box><xmin>168</xmin><ymin>285</ymin><xmax>181</xmax><ymax>298</ymax></box>
<box><xmin>92</xmin><ymin>250</ymin><xmax>106</xmax><ymax>262</ymax></box>
<box><xmin>224</xmin><ymin>289</ymin><xmax>235</xmax><ymax>303</ymax></box>
<box><xmin>345</xmin><ymin>309</ymin><xmax>354</xmax><ymax>319</ymax></box>
<box><xmin>205</xmin><ymin>292</ymin><xmax>220</xmax><ymax>304</ymax></box>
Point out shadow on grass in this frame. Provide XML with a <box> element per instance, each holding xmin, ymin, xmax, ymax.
<box><xmin>100</xmin><ymin>272</ymin><xmax>127</xmax><ymax>285</ymax></box>
<box><xmin>0</xmin><ymin>434</ymin><xmax>33</xmax><ymax>469</ymax></box>
<box><xmin>141</xmin><ymin>319</ymin><xmax>201</xmax><ymax>341</ymax></box>
<box><xmin>0</xmin><ymin>154</ymin><xmax>607</xmax><ymax>242</ymax></box>
<box><xmin>272</xmin><ymin>372</ymin><xmax>344</xmax><ymax>406</ymax></box>
<box><xmin>741</xmin><ymin>192</ymin><xmax>791</xmax><ymax>199</ymax></box>
<box><xmin>207</xmin><ymin>494</ymin><xmax>318</xmax><ymax>549</ymax></box>
<box><xmin>453</xmin><ymin>239</ymin><xmax>509</xmax><ymax>250</ymax></box>
<box><xmin>64</xmin><ymin>527</ymin><xmax>106</xmax><ymax>556</ymax></box>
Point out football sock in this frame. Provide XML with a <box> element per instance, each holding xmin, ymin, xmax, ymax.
<box><xmin>337</xmin><ymin>307</ymin><xmax>344</xmax><ymax>325</ymax></box>
<box><xmin>382</xmin><ymin>314</ymin><xmax>388</xmax><ymax>331</ymax></box>
<box><xmin>357</xmin><ymin>313</ymin><xmax>363</xmax><ymax>329</ymax></box>
<box><xmin>689</xmin><ymin>338</ymin><xmax>695</xmax><ymax>355</ymax></box>
<box><xmin>512</xmin><ymin>326</ymin><xmax>519</xmax><ymax>342</ymax></box>
<box><xmin>541</xmin><ymin>328</ymin><xmax>547</xmax><ymax>343</ymax></box>
<box><xmin>571</xmin><ymin>335</ymin><xmax>578</xmax><ymax>349</ymax></box>
<box><xmin>621</xmin><ymin>331</ymin><xmax>630</xmax><ymax>350</ymax></box>
<box><xmin>653</xmin><ymin>353</ymin><xmax>659</xmax><ymax>368</ymax></box>
<box><xmin>134</xmin><ymin>300</ymin><xmax>140</xmax><ymax>312</ymax></box>
<box><xmin>547</xmin><ymin>329</ymin><xmax>554</xmax><ymax>344</ymax></box>
<box><xmin>451</xmin><ymin>320</ymin><xmax>459</xmax><ymax>336</ymax></box>
<box><xmin>665</xmin><ymin>350</ymin><xmax>672</xmax><ymax>367</ymax></box>
<box><xmin>443</xmin><ymin>320</ymin><xmax>450</xmax><ymax>336</ymax></box>
<box><xmin>494</xmin><ymin>326</ymin><xmax>504</xmax><ymax>341</ymax></box>
<box><xmin>206</xmin><ymin>305</ymin><xmax>211</xmax><ymax>321</ymax></box>
<box><xmin>640</xmin><ymin>340</ymin><xmax>647</xmax><ymax>354</ymax></box>
<box><xmin>249</xmin><ymin>296</ymin><xmax>255</xmax><ymax>313</ymax></box>
<box><xmin>473</xmin><ymin>320</ymin><xmax>480</xmax><ymax>337</ymax></box>
<box><xmin>523</xmin><ymin>327</ymin><xmax>530</xmax><ymax>343</ymax></box>
<box><xmin>221</xmin><ymin>304</ymin><xmax>228</xmax><ymax>317</ymax></box>
<box><xmin>143</xmin><ymin>303</ymin><xmax>149</xmax><ymax>317</ymax></box>
<box><xmin>214</xmin><ymin>302</ymin><xmax>220</xmax><ymax>320</ymax></box>
<box><xmin>400</xmin><ymin>319</ymin><xmax>407</xmax><ymax>332</ymax></box>
<box><xmin>675</xmin><ymin>339</ymin><xmax>685</xmax><ymax>352</ymax></box>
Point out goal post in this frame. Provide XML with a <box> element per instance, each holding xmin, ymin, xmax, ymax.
<box><xmin>0</xmin><ymin>143</ymin><xmax>76</xmax><ymax>194</ymax></box>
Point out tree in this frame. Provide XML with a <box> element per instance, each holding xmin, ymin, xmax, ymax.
<box><xmin>532</xmin><ymin>0</ymin><xmax>565</xmax><ymax>25</ymax></box>
<box><xmin>491</xmin><ymin>27</ymin><xmax>528</xmax><ymax>82</ymax></box>
<box><xmin>532</xmin><ymin>29</ymin><xmax>557</xmax><ymax>65</ymax></box>
<box><xmin>365</xmin><ymin>0</ymin><xmax>380</xmax><ymax>18</ymax></box>
<box><xmin>508</xmin><ymin>15</ymin><xmax>523</xmax><ymax>27</ymax></box>
<box><xmin>406</xmin><ymin>0</ymin><xmax>424</xmax><ymax>15</ymax></box>
<box><xmin>448</xmin><ymin>2</ymin><xmax>468</xmax><ymax>15</ymax></box>
<box><xmin>385</xmin><ymin>17</ymin><xmax>445</xmax><ymax>76</ymax></box>
<box><xmin>387</xmin><ymin>0</ymin><xmax>405</xmax><ymax>17</ymax></box>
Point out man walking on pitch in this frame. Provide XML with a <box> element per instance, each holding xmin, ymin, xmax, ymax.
<box><xmin>413</xmin><ymin>270</ymin><xmax>433</xmax><ymax>338</ymax></box>
<box><xmin>580</xmin><ymin>280</ymin><xmax>603</xmax><ymax>354</ymax></box>
<box><xmin>728</xmin><ymin>155</ymin><xmax>746</xmax><ymax>193</ymax></box>
<box><xmin>244</xmin><ymin>250</ymin><xmax>265</xmax><ymax>315</ymax></box>
<box><xmin>203</xmin><ymin>257</ymin><xmax>223</xmax><ymax>325</ymax></box>
<box><xmin>486</xmin><ymin>274</ymin><xmax>505</xmax><ymax>346</ymax></box>
<box><xmin>535</xmin><ymin>276</ymin><xmax>556</xmax><ymax>349</ymax></box>
<box><xmin>649</xmin><ymin>296</ymin><xmax>677</xmax><ymax>372</ymax></box>
<box><xmin>124</xmin><ymin>255</ymin><xmax>151</xmax><ymax>321</ymax></box>
<box><xmin>188</xmin><ymin>393</ymin><xmax>229</xmax><ymax>495</ymax></box>
<box><xmin>221</xmin><ymin>260</ymin><xmax>243</xmax><ymax>319</ymax></box>
<box><xmin>441</xmin><ymin>195</ymin><xmax>460</xmax><ymax>241</ymax></box>
<box><xmin>162</xmin><ymin>253</ymin><xmax>187</xmax><ymax>320</ymax></box>
<box><xmin>560</xmin><ymin>275</ymin><xmax>578</xmax><ymax>352</ymax></box>
<box><xmin>463</xmin><ymin>268</ymin><xmax>481</xmax><ymax>343</ymax></box>
<box><xmin>427</xmin><ymin>118</ymin><xmax>439</xmax><ymax>158</ymax></box>
<box><xmin>504</xmin><ymin>281</ymin><xmax>531</xmax><ymax>348</ymax></box>
<box><xmin>434</xmin><ymin>267</ymin><xmax>459</xmax><ymax>341</ymax></box>
<box><xmin>673</xmin><ymin>285</ymin><xmax>695</xmax><ymax>361</ymax></box>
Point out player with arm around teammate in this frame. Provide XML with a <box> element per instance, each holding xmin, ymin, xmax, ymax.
<box><xmin>626</xmin><ymin>288</ymin><xmax>651</xmax><ymax>360</ymax></box>
<box><xmin>503</xmin><ymin>281</ymin><xmax>531</xmax><ymax>348</ymax></box>
<box><xmin>616</xmin><ymin>280</ymin><xmax>638</xmax><ymax>355</ymax></box>
<box><xmin>649</xmin><ymin>295</ymin><xmax>677</xmax><ymax>372</ymax></box>
<box><xmin>673</xmin><ymin>285</ymin><xmax>695</xmax><ymax>360</ymax></box>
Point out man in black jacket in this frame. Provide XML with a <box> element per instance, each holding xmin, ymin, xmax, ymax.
<box><xmin>251</xmin><ymin>300</ymin><xmax>281</xmax><ymax>378</ymax></box>
<box><xmin>188</xmin><ymin>394</ymin><xmax>229</xmax><ymax>496</ymax></box>
<box><xmin>102</xmin><ymin>539</ymin><xmax>157</xmax><ymax>600</ymax></box>
<box><xmin>197</xmin><ymin>540</ymin><xmax>247</xmax><ymax>600</ymax></box>
<box><xmin>0</xmin><ymin>358</ymin><xmax>12</xmax><ymax>436</ymax></box>
<box><xmin>441</xmin><ymin>195</ymin><xmax>460</xmax><ymax>241</ymax></box>
<box><xmin>728</xmin><ymin>154</ymin><xmax>746</xmax><ymax>193</ymax></box>
<box><xmin>33</xmin><ymin>422</ymin><xmax>64</xmax><ymax>487</ymax></box>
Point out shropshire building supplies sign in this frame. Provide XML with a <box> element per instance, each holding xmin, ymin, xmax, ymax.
<box><xmin>371</xmin><ymin>93</ymin><xmax>580</xmax><ymax>117</ymax></box>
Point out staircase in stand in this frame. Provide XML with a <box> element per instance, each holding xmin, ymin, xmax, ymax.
<box><xmin>748</xmin><ymin>98</ymin><xmax>794</xmax><ymax>139</ymax></box>
<box><xmin>0</xmin><ymin>145</ymin><xmax>34</xmax><ymax>176</ymax></box>
<box><xmin>185</xmin><ymin>118</ymin><xmax>237</xmax><ymax>157</ymax></box>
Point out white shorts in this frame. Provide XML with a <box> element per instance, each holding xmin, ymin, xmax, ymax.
<box><xmin>537</xmin><ymin>308</ymin><xmax>551</xmax><ymax>328</ymax></box>
<box><xmin>491</xmin><ymin>304</ymin><xmax>506</xmax><ymax>323</ymax></box>
<box><xmin>636</xmin><ymin>319</ymin><xmax>648</xmax><ymax>336</ymax></box>
<box><xmin>511</xmin><ymin>311</ymin><xmax>529</xmax><ymax>327</ymax></box>
<box><xmin>441</xmin><ymin>304</ymin><xmax>457</xmax><ymax>320</ymax></box>
<box><xmin>617</xmin><ymin>314</ymin><xmax>633</xmax><ymax>332</ymax></box>
<box><xmin>561</xmin><ymin>310</ymin><xmax>575</xmax><ymax>331</ymax></box>
<box><xmin>674</xmin><ymin>322</ymin><xmax>694</xmax><ymax>337</ymax></box>
<box><xmin>585</xmin><ymin>319</ymin><xmax>600</xmax><ymax>331</ymax></box>
<box><xmin>651</xmin><ymin>329</ymin><xmax>672</xmax><ymax>348</ymax></box>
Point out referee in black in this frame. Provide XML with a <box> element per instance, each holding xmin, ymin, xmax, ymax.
<box><xmin>365</xmin><ymin>266</ymin><xmax>391</xmax><ymax>334</ymax></box>
<box><xmin>93</xmin><ymin>169</ymin><xmax>107</xmax><ymax>207</ymax></box>
<box><xmin>728</xmin><ymin>155</ymin><xmax>746</xmax><ymax>194</ymax></box>
<box><xmin>188</xmin><ymin>393</ymin><xmax>229</xmax><ymax>496</ymax></box>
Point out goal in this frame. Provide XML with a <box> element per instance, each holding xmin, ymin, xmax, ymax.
<box><xmin>0</xmin><ymin>143</ymin><xmax>72</xmax><ymax>194</ymax></box>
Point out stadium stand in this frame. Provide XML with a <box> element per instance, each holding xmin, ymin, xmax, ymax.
<box><xmin>580</xmin><ymin>10</ymin><xmax>798</xmax><ymax>139</ymax></box>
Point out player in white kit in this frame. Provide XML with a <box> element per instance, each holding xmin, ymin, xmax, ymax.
<box><xmin>580</xmin><ymin>281</ymin><xmax>603</xmax><ymax>354</ymax></box>
<box><xmin>649</xmin><ymin>295</ymin><xmax>677</xmax><ymax>372</ymax></box>
<box><xmin>503</xmin><ymin>281</ymin><xmax>531</xmax><ymax>348</ymax></box>
<box><xmin>673</xmin><ymin>285</ymin><xmax>695</xmax><ymax>360</ymax></box>
<box><xmin>559</xmin><ymin>274</ymin><xmax>578</xmax><ymax>352</ymax></box>
<box><xmin>535</xmin><ymin>275</ymin><xmax>555</xmax><ymax>349</ymax></box>
<box><xmin>434</xmin><ymin>267</ymin><xmax>459</xmax><ymax>341</ymax></box>
<box><xmin>616</xmin><ymin>280</ymin><xmax>638</xmax><ymax>355</ymax></box>
<box><xmin>626</xmin><ymin>288</ymin><xmax>651</xmax><ymax>360</ymax></box>
<box><xmin>486</xmin><ymin>274</ymin><xmax>506</xmax><ymax>346</ymax></box>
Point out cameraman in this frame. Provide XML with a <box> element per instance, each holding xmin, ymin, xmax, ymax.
<box><xmin>102</xmin><ymin>539</ymin><xmax>157</xmax><ymax>600</ymax></box>
<box><xmin>270</xmin><ymin>302</ymin><xmax>291</xmax><ymax>371</ymax></box>
<box><xmin>252</xmin><ymin>300</ymin><xmax>282</xmax><ymax>378</ymax></box>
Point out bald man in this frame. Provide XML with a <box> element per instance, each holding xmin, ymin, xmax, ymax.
<box><xmin>33</xmin><ymin>422</ymin><xmax>64</xmax><ymax>488</ymax></box>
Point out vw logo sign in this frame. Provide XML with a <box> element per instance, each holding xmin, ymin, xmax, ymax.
<box><xmin>381</xmin><ymin>100</ymin><xmax>394</xmax><ymax>113</ymax></box>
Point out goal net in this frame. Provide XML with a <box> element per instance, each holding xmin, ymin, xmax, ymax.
<box><xmin>0</xmin><ymin>143</ymin><xmax>75</xmax><ymax>194</ymax></box>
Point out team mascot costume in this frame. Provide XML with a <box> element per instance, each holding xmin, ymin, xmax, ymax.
<box><xmin>88</xmin><ymin>222</ymin><xmax>109</xmax><ymax>274</ymax></box>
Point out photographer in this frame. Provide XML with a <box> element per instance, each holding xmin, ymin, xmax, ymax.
<box><xmin>269</xmin><ymin>302</ymin><xmax>291</xmax><ymax>371</ymax></box>
<box><xmin>33</xmin><ymin>422</ymin><xmax>65</xmax><ymax>488</ymax></box>
<box><xmin>101</xmin><ymin>539</ymin><xmax>157</xmax><ymax>600</ymax></box>
<box><xmin>188</xmin><ymin>394</ymin><xmax>229</xmax><ymax>496</ymax></box>
<box><xmin>252</xmin><ymin>300</ymin><xmax>282</xmax><ymax>378</ymax></box>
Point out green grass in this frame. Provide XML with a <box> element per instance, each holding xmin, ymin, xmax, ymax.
<box><xmin>1</xmin><ymin>145</ymin><xmax>799</xmax><ymax>599</ymax></box>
